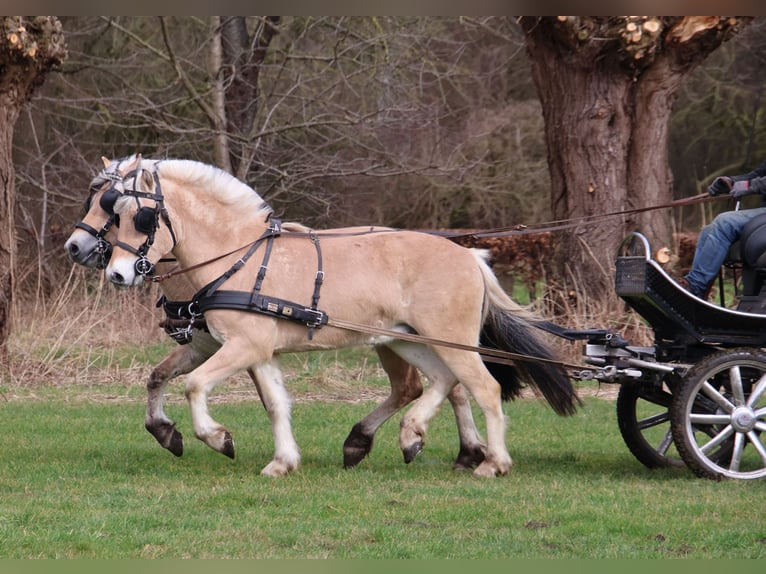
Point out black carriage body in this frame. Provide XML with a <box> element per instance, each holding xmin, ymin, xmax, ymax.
<box><xmin>615</xmin><ymin>254</ymin><xmax>766</xmax><ymax>363</ymax></box>
<box><xmin>604</xmin><ymin>231</ymin><xmax>766</xmax><ymax>480</ymax></box>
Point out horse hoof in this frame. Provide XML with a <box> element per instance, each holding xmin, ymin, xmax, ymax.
<box><xmin>146</xmin><ymin>422</ymin><xmax>184</xmax><ymax>457</ymax></box>
<box><xmin>453</xmin><ymin>445</ymin><xmax>486</xmax><ymax>470</ymax></box>
<box><xmin>221</xmin><ymin>431</ymin><xmax>235</xmax><ymax>459</ymax></box>
<box><xmin>167</xmin><ymin>429</ymin><xmax>184</xmax><ymax>457</ymax></box>
<box><xmin>343</xmin><ymin>425</ymin><xmax>374</xmax><ymax>468</ymax></box>
<box><xmin>473</xmin><ymin>458</ymin><xmax>511</xmax><ymax>477</ymax></box>
<box><xmin>343</xmin><ymin>447</ymin><xmax>369</xmax><ymax>469</ymax></box>
<box><xmin>260</xmin><ymin>460</ymin><xmax>292</xmax><ymax>477</ymax></box>
<box><xmin>402</xmin><ymin>441</ymin><xmax>423</xmax><ymax>464</ymax></box>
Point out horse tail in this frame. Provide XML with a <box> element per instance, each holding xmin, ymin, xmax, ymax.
<box><xmin>473</xmin><ymin>250</ymin><xmax>582</xmax><ymax>417</ymax></box>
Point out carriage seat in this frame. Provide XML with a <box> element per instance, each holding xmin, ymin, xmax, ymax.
<box><xmin>727</xmin><ymin>211</ymin><xmax>766</xmax><ymax>310</ymax></box>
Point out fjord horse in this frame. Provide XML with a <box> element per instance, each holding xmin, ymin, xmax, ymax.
<box><xmin>103</xmin><ymin>156</ymin><xmax>580</xmax><ymax>477</ymax></box>
<box><xmin>66</xmin><ymin>156</ymin><xmax>488</xmax><ymax>473</ymax></box>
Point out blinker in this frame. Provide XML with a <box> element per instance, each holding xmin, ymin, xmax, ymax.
<box><xmin>134</xmin><ymin>206</ymin><xmax>157</xmax><ymax>235</ymax></box>
<box><xmin>99</xmin><ymin>186</ymin><xmax>121</xmax><ymax>215</ymax></box>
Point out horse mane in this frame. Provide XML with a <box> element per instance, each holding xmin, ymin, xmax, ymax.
<box><xmin>156</xmin><ymin>159</ymin><xmax>273</xmax><ymax>220</ymax></box>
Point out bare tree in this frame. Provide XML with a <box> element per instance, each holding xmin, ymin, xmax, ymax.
<box><xmin>519</xmin><ymin>16</ymin><xmax>750</xmax><ymax>309</ymax></box>
<box><xmin>23</xmin><ymin>17</ymin><xmax>543</xmax><ymax>232</ymax></box>
<box><xmin>0</xmin><ymin>16</ymin><xmax>66</xmax><ymax>348</ymax></box>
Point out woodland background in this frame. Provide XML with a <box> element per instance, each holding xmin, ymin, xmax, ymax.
<box><xmin>10</xmin><ymin>16</ymin><xmax>766</xmax><ymax>316</ymax></box>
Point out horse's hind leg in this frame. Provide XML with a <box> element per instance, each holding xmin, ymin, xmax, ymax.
<box><xmin>343</xmin><ymin>346</ymin><xmax>424</xmax><ymax>468</ymax></box>
<box><xmin>392</xmin><ymin>342</ymin><xmax>509</xmax><ymax>477</ymax></box>
<box><xmin>343</xmin><ymin>347</ymin><xmax>486</xmax><ymax>469</ymax></box>
<box><xmin>447</xmin><ymin>383</ymin><xmax>486</xmax><ymax>470</ymax></box>
<box><xmin>428</xmin><ymin>350</ymin><xmax>512</xmax><ymax>478</ymax></box>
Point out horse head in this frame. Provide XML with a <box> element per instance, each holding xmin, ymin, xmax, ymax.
<box><xmin>64</xmin><ymin>155</ymin><xmax>137</xmax><ymax>269</ymax></box>
<box><xmin>105</xmin><ymin>155</ymin><xmax>177</xmax><ymax>287</ymax></box>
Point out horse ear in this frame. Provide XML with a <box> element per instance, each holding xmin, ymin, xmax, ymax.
<box><xmin>101</xmin><ymin>156</ymin><xmax>110</xmax><ymax>168</ymax></box>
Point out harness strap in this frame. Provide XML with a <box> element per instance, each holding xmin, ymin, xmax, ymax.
<box><xmin>308</xmin><ymin>232</ymin><xmax>324</xmax><ymax>339</ymax></box>
<box><xmin>194</xmin><ymin>219</ymin><xmax>282</xmax><ymax>302</ymax></box>
<box><xmin>250</xmin><ymin>219</ymin><xmax>280</xmax><ymax>303</ymax></box>
<box><xmin>75</xmin><ymin>220</ymin><xmax>111</xmax><ymax>238</ymax></box>
<box><xmin>197</xmin><ymin>290</ymin><xmax>328</xmax><ymax>329</ymax></box>
<box><xmin>119</xmin><ymin>169</ymin><xmax>177</xmax><ymax>276</ymax></box>
<box><xmin>185</xmin><ymin>218</ymin><xmax>328</xmax><ymax>340</ymax></box>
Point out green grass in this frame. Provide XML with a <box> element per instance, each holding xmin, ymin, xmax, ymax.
<box><xmin>1</xmin><ymin>391</ymin><xmax>764</xmax><ymax>559</ymax></box>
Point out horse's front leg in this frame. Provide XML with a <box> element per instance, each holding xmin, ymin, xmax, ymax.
<box><xmin>146</xmin><ymin>343</ymin><xmax>208</xmax><ymax>456</ymax></box>
<box><xmin>184</xmin><ymin>341</ymin><xmax>262</xmax><ymax>460</ymax></box>
<box><xmin>251</xmin><ymin>359</ymin><xmax>301</xmax><ymax>477</ymax></box>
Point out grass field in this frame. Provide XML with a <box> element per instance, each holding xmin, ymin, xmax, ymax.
<box><xmin>1</xmin><ymin>365</ymin><xmax>764</xmax><ymax>559</ymax></box>
<box><xmin>2</xmin><ymin>279</ymin><xmax>764</xmax><ymax>560</ymax></box>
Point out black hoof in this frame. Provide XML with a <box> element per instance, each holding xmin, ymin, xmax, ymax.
<box><xmin>221</xmin><ymin>431</ymin><xmax>235</xmax><ymax>459</ymax></box>
<box><xmin>147</xmin><ymin>423</ymin><xmax>184</xmax><ymax>457</ymax></box>
<box><xmin>453</xmin><ymin>445</ymin><xmax>486</xmax><ymax>470</ymax></box>
<box><xmin>343</xmin><ymin>424</ymin><xmax>374</xmax><ymax>468</ymax></box>
<box><xmin>402</xmin><ymin>441</ymin><xmax>423</xmax><ymax>464</ymax></box>
<box><xmin>167</xmin><ymin>429</ymin><xmax>184</xmax><ymax>457</ymax></box>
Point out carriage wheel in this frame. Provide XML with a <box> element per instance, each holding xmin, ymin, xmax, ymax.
<box><xmin>671</xmin><ymin>349</ymin><xmax>766</xmax><ymax>480</ymax></box>
<box><xmin>616</xmin><ymin>379</ymin><xmax>684</xmax><ymax>469</ymax></box>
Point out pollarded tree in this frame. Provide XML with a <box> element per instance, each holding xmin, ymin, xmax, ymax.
<box><xmin>0</xmin><ymin>16</ymin><xmax>66</xmax><ymax>348</ymax></box>
<box><xmin>519</xmin><ymin>16</ymin><xmax>750</xmax><ymax>310</ymax></box>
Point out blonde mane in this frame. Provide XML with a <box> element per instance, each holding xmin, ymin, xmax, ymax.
<box><xmin>158</xmin><ymin>159</ymin><xmax>272</xmax><ymax>219</ymax></box>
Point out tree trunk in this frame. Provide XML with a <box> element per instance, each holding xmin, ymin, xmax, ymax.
<box><xmin>0</xmin><ymin>16</ymin><xmax>66</xmax><ymax>348</ymax></box>
<box><xmin>0</xmin><ymin>104</ymin><xmax>14</xmax><ymax>349</ymax></box>
<box><xmin>220</xmin><ymin>16</ymin><xmax>280</xmax><ymax>179</ymax></box>
<box><xmin>519</xmin><ymin>17</ymin><xmax>747</xmax><ymax>310</ymax></box>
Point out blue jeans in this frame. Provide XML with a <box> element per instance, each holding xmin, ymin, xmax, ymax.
<box><xmin>684</xmin><ymin>207</ymin><xmax>766</xmax><ymax>295</ymax></box>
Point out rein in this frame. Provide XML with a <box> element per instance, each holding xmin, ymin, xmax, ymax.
<box><xmin>440</xmin><ymin>193</ymin><xmax>718</xmax><ymax>240</ymax></box>
<box><xmin>147</xmin><ymin>193</ymin><xmax>720</xmax><ymax>285</ymax></box>
<box><xmin>326</xmin><ymin>317</ymin><xmax>588</xmax><ymax>373</ymax></box>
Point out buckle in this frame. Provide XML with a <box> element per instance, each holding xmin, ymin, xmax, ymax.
<box><xmin>304</xmin><ymin>308</ymin><xmax>327</xmax><ymax>328</ymax></box>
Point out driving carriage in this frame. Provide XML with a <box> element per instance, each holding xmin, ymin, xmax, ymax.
<box><xmin>65</xmin><ymin>155</ymin><xmax>766</xmax><ymax>481</ymax></box>
<box><xmin>574</xmin><ymin>223</ymin><xmax>766</xmax><ymax>481</ymax></box>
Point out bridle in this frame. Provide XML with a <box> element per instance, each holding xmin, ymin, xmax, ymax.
<box><xmin>112</xmin><ymin>166</ymin><xmax>177</xmax><ymax>277</ymax></box>
<box><xmin>74</xmin><ymin>167</ymin><xmax>126</xmax><ymax>269</ymax></box>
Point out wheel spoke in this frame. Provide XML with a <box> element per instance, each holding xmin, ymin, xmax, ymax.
<box><xmin>746</xmin><ymin>374</ymin><xmax>766</xmax><ymax>407</ymax></box>
<box><xmin>700</xmin><ymin>424</ymin><xmax>734</xmax><ymax>455</ymax></box>
<box><xmin>728</xmin><ymin>432</ymin><xmax>745</xmax><ymax>472</ymax></box>
<box><xmin>673</xmin><ymin>350</ymin><xmax>766</xmax><ymax>480</ymax></box>
<box><xmin>701</xmin><ymin>381</ymin><xmax>735</xmax><ymax>413</ymax></box>
<box><xmin>729</xmin><ymin>365</ymin><xmax>746</xmax><ymax>406</ymax></box>
<box><xmin>637</xmin><ymin>411</ymin><xmax>670</xmax><ymax>430</ymax></box>
<box><xmin>656</xmin><ymin>429</ymin><xmax>674</xmax><ymax>455</ymax></box>
<box><xmin>747</xmin><ymin>430</ymin><xmax>766</xmax><ymax>464</ymax></box>
<box><xmin>689</xmin><ymin>413</ymin><xmax>731</xmax><ymax>425</ymax></box>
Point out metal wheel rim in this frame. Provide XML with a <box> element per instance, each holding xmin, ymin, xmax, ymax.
<box><xmin>617</xmin><ymin>381</ymin><xmax>684</xmax><ymax>468</ymax></box>
<box><xmin>677</xmin><ymin>354</ymin><xmax>766</xmax><ymax>480</ymax></box>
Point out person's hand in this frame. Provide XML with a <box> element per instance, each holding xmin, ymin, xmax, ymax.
<box><xmin>708</xmin><ymin>176</ymin><xmax>733</xmax><ymax>196</ymax></box>
<box><xmin>731</xmin><ymin>180</ymin><xmax>754</xmax><ymax>199</ymax></box>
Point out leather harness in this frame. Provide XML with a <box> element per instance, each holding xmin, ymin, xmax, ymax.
<box><xmin>157</xmin><ymin>218</ymin><xmax>328</xmax><ymax>344</ymax></box>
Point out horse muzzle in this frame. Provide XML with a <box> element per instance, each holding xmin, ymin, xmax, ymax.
<box><xmin>105</xmin><ymin>259</ymin><xmax>144</xmax><ymax>288</ymax></box>
<box><xmin>65</xmin><ymin>235</ymin><xmax>112</xmax><ymax>269</ymax></box>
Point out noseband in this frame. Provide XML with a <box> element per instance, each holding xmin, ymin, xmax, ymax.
<box><xmin>113</xmin><ymin>168</ymin><xmax>177</xmax><ymax>277</ymax></box>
